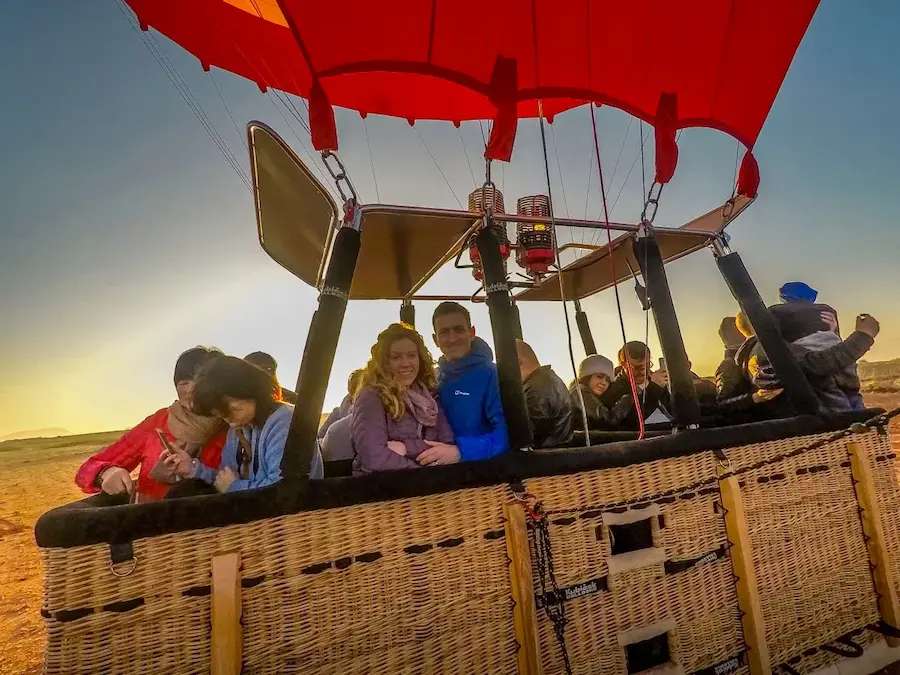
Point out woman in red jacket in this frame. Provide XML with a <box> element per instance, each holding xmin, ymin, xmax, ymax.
<box><xmin>74</xmin><ymin>347</ymin><xmax>228</xmax><ymax>503</ymax></box>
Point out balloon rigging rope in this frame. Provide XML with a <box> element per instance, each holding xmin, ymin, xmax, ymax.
<box><xmin>414</xmin><ymin>125</ymin><xmax>464</xmax><ymax>209</ymax></box>
<box><xmin>458</xmin><ymin>126</ymin><xmax>478</xmax><ymax>189</ymax></box>
<box><xmin>589</xmin><ymin>104</ymin><xmax>646</xmax><ymax>441</ymax></box>
<box><xmin>363</xmin><ymin>117</ymin><xmax>381</xmax><ymax>202</ymax></box>
<box><xmin>537</xmin><ymin>101</ymin><xmax>591</xmax><ymax>447</ymax></box>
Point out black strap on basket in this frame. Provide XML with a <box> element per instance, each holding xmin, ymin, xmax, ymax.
<box><xmin>869</xmin><ymin>620</ymin><xmax>900</xmax><ymax>639</ymax></box>
<box><xmin>820</xmin><ymin>635</ymin><xmax>864</xmax><ymax>658</ymax></box>
<box><xmin>778</xmin><ymin>664</ymin><xmax>802</xmax><ymax>675</ymax></box>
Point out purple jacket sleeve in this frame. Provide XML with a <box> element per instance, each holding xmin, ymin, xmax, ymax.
<box><xmin>352</xmin><ymin>388</ymin><xmax>420</xmax><ymax>473</ymax></box>
<box><xmin>408</xmin><ymin>403</ymin><xmax>456</xmax><ymax>458</ymax></box>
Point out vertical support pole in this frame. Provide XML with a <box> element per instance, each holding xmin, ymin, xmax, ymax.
<box><xmin>477</xmin><ymin>225</ymin><xmax>533</xmax><ymax>451</ymax></box>
<box><xmin>211</xmin><ymin>552</ymin><xmax>242</xmax><ymax>675</ymax></box>
<box><xmin>511</xmin><ymin>301</ymin><xmax>524</xmax><ymax>340</ymax></box>
<box><xmin>847</xmin><ymin>440</ymin><xmax>900</xmax><ymax>647</ymax></box>
<box><xmin>633</xmin><ymin>232</ymin><xmax>701</xmax><ymax>428</ymax></box>
<box><xmin>574</xmin><ymin>300</ymin><xmax>596</xmax><ymax>356</ymax></box>
<box><xmin>713</xmin><ymin>248</ymin><xmax>819</xmax><ymax>416</ymax></box>
<box><xmin>504</xmin><ymin>503</ymin><xmax>544</xmax><ymax>675</ymax></box>
<box><xmin>720</xmin><ymin>476</ymin><xmax>770</xmax><ymax>675</ymax></box>
<box><xmin>285</xmin><ymin>220</ymin><xmax>361</xmax><ymax>480</ymax></box>
<box><xmin>400</xmin><ymin>300</ymin><xmax>416</xmax><ymax>327</ymax></box>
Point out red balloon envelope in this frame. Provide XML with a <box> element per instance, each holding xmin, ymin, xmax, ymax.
<box><xmin>126</xmin><ymin>0</ymin><xmax>819</xmax><ymax>172</ymax></box>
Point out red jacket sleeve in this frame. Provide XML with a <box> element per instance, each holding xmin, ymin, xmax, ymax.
<box><xmin>74</xmin><ymin>409</ymin><xmax>165</xmax><ymax>494</ymax></box>
<box><xmin>199</xmin><ymin>430</ymin><xmax>227</xmax><ymax>470</ymax></box>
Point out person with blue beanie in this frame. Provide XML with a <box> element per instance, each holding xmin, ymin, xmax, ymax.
<box><xmin>422</xmin><ymin>302</ymin><xmax>508</xmax><ymax>465</ymax></box>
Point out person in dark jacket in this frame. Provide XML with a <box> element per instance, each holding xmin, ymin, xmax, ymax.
<box><xmin>515</xmin><ymin>340</ymin><xmax>573</xmax><ymax>447</ymax></box>
<box><xmin>569</xmin><ymin>354</ymin><xmax>631</xmax><ymax>430</ymax></box>
<box><xmin>716</xmin><ymin>316</ymin><xmax>754</xmax><ymax>402</ymax></box>
<box><xmin>244</xmin><ymin>351</ymin><xmax>298</xmax><ymax>404</ymax></box>
<box><xmin>716</xmin><ymin>312</ymin><xmax>788</xmax><ymax>421</ymax></box>
<box><xmin>431</xmin><ymin>302</ymin><xmax>508</xmax><ymax>463</ymax></box>
<box><xmin>351</xmin><ymin>323</ymin><xmax>456</xmax><ymax>475</ymax></box>
<box><xmin>737</xmin><ymin>312</ymin><xmax>879</xmax><ymax>414</ymax></box>
<box><xmin>601</xmin><ymin>342</ymin><xmax>672</xmax><ymax>429</ymax></box>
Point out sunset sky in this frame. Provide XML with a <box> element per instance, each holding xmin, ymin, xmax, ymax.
<box><xmin>1</xmin><ymin>2</ymin><xmax>899</xmax><ymax>438</ymax></box>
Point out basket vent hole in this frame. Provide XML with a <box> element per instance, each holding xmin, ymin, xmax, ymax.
<box><xmin>609</xmin><ymin>518</ymin><xmax>654</xmax><ymax>555</ymax></box>
<box><xmin>625</xmin><ymin>632</ymin><xmax>670</xmax><ymax>674</ymax></box>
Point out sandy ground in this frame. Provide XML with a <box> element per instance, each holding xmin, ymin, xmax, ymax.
<box><xmin>2</xmin><ymin>401</ymin><xmax>899</xmax><ymax>675</ymax></box>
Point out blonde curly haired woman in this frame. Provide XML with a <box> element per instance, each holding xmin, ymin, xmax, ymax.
<box><xmin>351</xmin><ymin>323</ymin><xmax>457</xmax><ymax>475</ymax></box>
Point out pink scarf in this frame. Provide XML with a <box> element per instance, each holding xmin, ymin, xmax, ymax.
<box><xmin>404</xmin><ymin>382</ymin><xmax>438</xmax><ymax>427</ymax></box>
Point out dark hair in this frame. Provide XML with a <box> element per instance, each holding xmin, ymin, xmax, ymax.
<box><xmin>244</xmin><ymin>351</ymin><xmax>277</xmax><ymax>373</ymax></box>
<box><xmin>174</xmin><ymin>346</ymin><xmax>223</xmax><ymax>384</ymax></box>
<box><xmin>432</xmin><ymin>301</ymin><xmax>471</xmax><ymax>329</ymax></box>
<box><xmin>193</xmin><ymin>356</ymin><xmax>281</xmax><ymax>426</ymax></box>
<box><xmin>618</xmin><ymin>341</ymin><xmax>649</xmax><ymax>363</ymax></box>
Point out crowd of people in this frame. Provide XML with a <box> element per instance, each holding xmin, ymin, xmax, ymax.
<box><xmin>74</xmin><ymin>282</ymin><xmax>881</xmax><ymax>503</ymax></box>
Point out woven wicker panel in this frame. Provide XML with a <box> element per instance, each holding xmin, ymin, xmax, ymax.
<box><xmin>42</xmin><ymin>485</ymin><xmax>515</xmax><ymax>675</ymax></box>
<box><xmin>525</xmin><ymin>459</ymin><xmax>740</xmax><ymax>675</ymax></box>
<box><xmin>737</xmin><ymin>438</ymin><xmax>880</xmax><ymax>666</ymax></box>
<box><xmin>43</xmin><ymin>594</ymin><xmax>211</xmax><ymax>675</ymax></box>
<box><xmin>40</xmin><ymin>426</ymin><xmax>899</xmax><ymax>675</ymax></box>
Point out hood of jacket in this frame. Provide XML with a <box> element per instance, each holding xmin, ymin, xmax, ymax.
<box><xmin>438</xmin><ymin>337</ymin><xmax>494</xmax><ymax>381</ymax></box>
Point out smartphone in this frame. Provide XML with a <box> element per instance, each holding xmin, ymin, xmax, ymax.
<box><xmin>156</xmin><ymin>428</ymin><xmax>174</xmax><ymax>453</ymax></box>
<box><xmin>659</xmin><ymin>357</ymin><xmax>667</xmax><ymax>371</ymax></box>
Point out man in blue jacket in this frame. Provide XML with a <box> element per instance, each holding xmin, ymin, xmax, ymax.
<box><xmin>418</xmin><ymin>302</ymin><xmax>509</xmax><ymax>466</ymax></box>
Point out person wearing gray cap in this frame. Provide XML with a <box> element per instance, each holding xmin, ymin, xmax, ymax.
<box><xmin>569</xmin><ymin>354</ymin><xmax>631</xmax><ymax>429</ymax></box>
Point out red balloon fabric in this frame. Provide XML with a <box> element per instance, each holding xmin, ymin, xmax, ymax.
<box><xmin>127</xmin><ymin>0</ymin><xmax>819</xmax><ymax>159</ymax></box>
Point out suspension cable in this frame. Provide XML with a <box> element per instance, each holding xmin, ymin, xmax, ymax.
<box><xmin>114</xmin><ymin>0</ymin><xmax>251</xmax><ymax>192</ymax></box>
<box><xmin>537</xmin><ymin>101</ymin><xmax>591</xmax><ymax>449</ymax></box>
<box><xmin>207</xmin><ymin>70</ymin><xmax>247</xmax><ymax>151</ymax></box>
<box><xmin>364</xmin><ymin>117</ymin><xmax>381</xmax><ymax>202</ymax></box>
<box><xmin>414</xmin><ymin>125</ymin><xmax>463</xmax><ymax>209</ymax></box>
<box><xmin>589</xmin><ymin>104</ymin><xmax>646</xmax><ymax>441</ymax></box>
<box><xmin>550</xmin><ymin>123</ymin><xmax>570</xmax><ymax>218</ymax></box>
<box><xmin>266</xmin><ymin>94</ymin><xmax>336</xmax><ymax>191</ymax></box>
<box><xmin>458</xmin><ymin>126</ymin><xmax>478</xmax><ymax>189</ymax></box>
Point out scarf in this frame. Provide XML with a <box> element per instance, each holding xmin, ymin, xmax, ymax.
<box><xmin>149</xmin><ymin>401</ymin><xmax>226</xmax><ymax>485</ymax></box>
<box><xmin>404</xmin><ymin>382</ymin><xmax>438</xmax><ymax>428</ymax></box>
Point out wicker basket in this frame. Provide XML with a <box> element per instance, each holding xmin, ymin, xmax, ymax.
<box><xmin>39</xmin><ymin>424</ymin><xmax>900</xmax><ymax>675</ymax></box>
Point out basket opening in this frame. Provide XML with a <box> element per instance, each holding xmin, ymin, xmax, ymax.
<box><xmin>625</xmin><ymin>633</ymin><xmax>671</xmax><ymax>674</ymax></box>
<box><xmin>609</xmin><ymin>518</ymin><xmax>654</xmax><ymax>555</ymax></box>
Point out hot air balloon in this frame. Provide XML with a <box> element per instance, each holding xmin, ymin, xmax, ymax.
<box><xmin>35</xmin><ymin>3</ymin><xmax>900</xmax><ymax>675</ymax></box>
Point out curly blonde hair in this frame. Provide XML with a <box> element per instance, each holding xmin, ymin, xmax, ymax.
<box><xmin>357</xmin><ymin>323</ymin><xmax>436</xmax><ymax>420</ymax></box>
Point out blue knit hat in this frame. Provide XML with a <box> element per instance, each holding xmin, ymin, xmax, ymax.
<box><xmin>779</xmin><ymin>282</ymin><xmax>818</xmax><ymax>303</ymax></box>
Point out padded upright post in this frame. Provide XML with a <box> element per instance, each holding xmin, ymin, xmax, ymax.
<box><xmin>633</xmin><ymin>232</ymin><xmax>701</xmax><ymax>428</ymax></box>
<box><xmin>285</xmin><ymin>224</ymin><xmax>361</xmax><ymax>480</ymax></box>
<box><xmin>574</xmin><ymin>300</ymin><xmax>597</xmax><ymax>356</ymax></box>
<box><xmin>476</xmin><ymin>225</ymin><xmax>533</xmax><ymax>451</ymax></box>
<box><xmin>400</xmin><ymin>301</ymin><xmax>415</xmax><ymax>328</ymax></box>
<box><xmin>511</xmin><ymin>301</ymin><xmax>524</xmax><ymax>340</ymax></box>
<box><xmin>715</xmin><ymin>251</ymin><xmax>819</xmax><ymax>415</ymax></box>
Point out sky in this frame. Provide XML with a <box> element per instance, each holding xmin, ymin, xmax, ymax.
<box><xmin>1</xmin><ymin>2</ymin><xmax>899</xmax><ymax>437</ymax></box>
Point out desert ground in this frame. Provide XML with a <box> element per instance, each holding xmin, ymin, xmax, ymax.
<box><xmin>2</xmin><ymin>400</ymin><xmax>899</xmax><ymax>675</ymax></box>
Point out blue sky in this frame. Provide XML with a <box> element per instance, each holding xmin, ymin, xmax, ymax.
<box><xmin>1</xmin><ymin>1</ymin><xmax>898</xmax><ymax>436</ymax></box>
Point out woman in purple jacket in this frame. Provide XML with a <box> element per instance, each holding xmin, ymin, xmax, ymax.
<box><xmin>352</xmin><ymin>323</ymin><xmax>457</xmax><ymax>475</ymax></box>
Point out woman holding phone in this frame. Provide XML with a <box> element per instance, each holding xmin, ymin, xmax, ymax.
<box><xmin>74</xmin><ymin>347</ymin><xmax>228</xmax><ymax>503</ymax></box>
<box><xmin>162</xmin><ymin>356</ymin><xmax>324</xmax><ymax>492</ymax></box>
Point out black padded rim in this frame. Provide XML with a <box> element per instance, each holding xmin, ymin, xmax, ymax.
<box><xmin>34</xmin><ymin>410</ymin><xmax>880</xmax><ymax>548</ymax></box>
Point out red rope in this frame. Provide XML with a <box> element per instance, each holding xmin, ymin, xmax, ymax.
<box><xmin>589</xmin><ymin>104</ymin><xmax>645</xmax><ymax>440</ymax></box>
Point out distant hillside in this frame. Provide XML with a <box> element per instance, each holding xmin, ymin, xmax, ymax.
<box><xmin>859</xmin><ymin>358</ymin><xmax>900</xmax><ymax>392</ymax></box>
<box><xmin>0</xmin><ymin>427</ymin><xmax>71</xmax><ymax>442</ymax></box>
